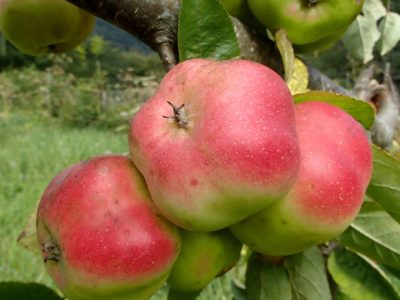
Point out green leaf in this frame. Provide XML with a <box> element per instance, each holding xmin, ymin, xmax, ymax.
<box><xmin>328</xmin><ymin>248</ymin><xmax>399</xmax><ymax>300</ymax></box>
<box><xmin>342</xmin><ymin>11</ymin><xmax>381</xmax><ymax>63</ymax></box>
<box><xmin>245</xmin><ymin>254</ymin><xmax>262</xmax><ymax>300</ymax></box>
<box><xmin>284</xmin><ymin>247</ymin><xmax>331</xmax><ymax>300</ymax></box>
<box><xmin>293</xmin><ymin>91</ymin><xmax>375</xmax><ymax>129</ymax></box>
<box><xmin>337</xmin><ymin>202</ymin><xmax>400</xmax><ymax>270</ymax></box>
<box><xmin>358</xmin><ymin>254</ymin><xmax>400</xmax><ymax>298</ymax></box>
<box><xmin>377</xmin><ymin>12</ymin><xmax>400</xmax><ymax>56</ymax></box>
<box><xmin>0</xmin><ymin>282</ymin><xmax>62</xmax><ymax>300</ymax></box>
<box><xmin>260</xmin><ymin>261</ymin><xmax>291</xmax><ymax>300</ymax></box>
<box><xmin>231</xmin><ymin>281</ymin><xmax>247</xmax><ymax>300</ymax></box>
<box><xmin>178</xmin><ymin>0</ymin><xmax>240</xmax><ymax>61</ymax></box>
<box><xmin>17</xmin><ymin>199</ymin><xmax>40</xmax><ymax>253</ymax></box>
<box><xmin>275</xmin><ymin>29</ymin><xmax>295</xmax><ymax>82</ymax></box>
<box><xmin>367</xmin><ymin>145</ymin><xmax>400</xmax><ymax>223</ymax></box>
<box><xmin>168</xmin><ymin>289</ymin><xmax>201</xmax><ymax>300</ymax></box>
<box><xmin>245</xmin><ymin>254</ymin><xmax>291</xmax><ymax>300</ymax></box>
<box><xmin>363</xmin><ymin>0</ymin><xmax>387</xmax><ymax>21</ymax></box>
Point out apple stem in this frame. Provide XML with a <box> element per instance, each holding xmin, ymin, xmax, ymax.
<box><xmin>163</xmin><ymin>101</ymin><xmax>189</xmax><ymax>129</ymax></box>
<box><xmin>42</xmin><ymin>241</ymin><xmax>61</xmax><ymax>263</ymax></box>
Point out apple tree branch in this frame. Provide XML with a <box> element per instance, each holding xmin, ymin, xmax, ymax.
<box><xmin>65</xmin><ymin>0</ymin><xmax>399</xmax><ymax>148</ymax></box>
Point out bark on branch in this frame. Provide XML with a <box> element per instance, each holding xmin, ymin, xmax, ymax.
<box><xmin>66</xmin><ymin>0</ymin><xmax>180</xmax><ymax>69</ymax></box>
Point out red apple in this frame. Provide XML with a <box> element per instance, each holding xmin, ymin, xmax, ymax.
<box><xmin>36</xmin><ymin>155</ymin><xmax>181</xmax><ymax>300</ymax></box>
<box><xmin>129</xmin><ymin>59</ymin><xmax>300</xmax><ymax>231</ymax></box>
<box><xmin>231</xmin><ymin>101</ymin><xmax>372</xmax><ymax>255</ymax></box>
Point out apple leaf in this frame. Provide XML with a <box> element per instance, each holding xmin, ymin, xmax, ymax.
<box><xmin>259</xmin><ymin>261</ymin><xmax>291</xmax><ymax>300</ymax></box>
<box><xmin>377</xmin><ymin>12</ymin><xmax>400</xmax><ymax>56</ymax></box>
<box><xmin>288</xmin><ymin>58</ymin><xmax>309</xmax><ymax>95</ymax></box>
<box><xmin>245</xmin><ymin>254</ymin><xmax>262</xmax><ymax>300</ymax></box>
<box><xmin>167</xmin><ymin>289</ymin><xmax>201</xmax><ymax>300</ymax></box>
<box><xmin>17</xmin><ymin>199</ymin><xmax>40</xmax><ymax>253</ymax></box>
<box><xmin>245</xmin><ymin>253</ymin><xmax>291</xmax><ymax>300</ymax></box>
<box><xmin>342</xmin><ymin>11</ymin><xmax>381</xmax><ymax>63</ymax></box>
<box><xmin>328</xmin><ymin>248</ymin><xmax>399</xmax><ymax>300</ymax></box>
<box><xmin>284</xmin><ymin>247</ymin><xmax>331</xmax><ymax>300</ymax></box>
<box><xmin>358</xmin><ymin>254</ymin><xmax>400</xmax><ymax>297</ymax></box>
<box><xmin>363</xmin><ymin>0</ymin><xmax>387</xmax><ymax>21</ymax></box>
<box><xmin>367</xmin><ymin>145</ymin><xmax>400</xmax><ymax>223</ymax></box>
<box><xmin>230</xmin><ymin>282</ymin><xmax>247</xmax><ymax>300</ymax></box>
<box><xmin>293</xmin><ymin>91</ymin><xmax>375</xmax><ymax>129</ymax></box>
<box><xmin>337</xmin><ymin>201</ymin><xmax>400</xmax><ymax>270</ymax></box>
<box><xmin>0</xmin><ymin>282</ymin><xmax>62</xmax><ymax>300</ymax></box>
<box><xmin>275</xmin><ymin>29</ymin><xmax>295</xmax><ymax>83</ymax></box>
<box><xmin>178</xmin><ymin>0</ymin><xmax>240</xmax><ymax>61</ymax></box>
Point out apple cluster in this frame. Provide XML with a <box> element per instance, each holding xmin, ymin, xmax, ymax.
<box><xmin>36</xmin><ymin>59</ymin><xmax>372</xmax><ymax>300</ymax></box>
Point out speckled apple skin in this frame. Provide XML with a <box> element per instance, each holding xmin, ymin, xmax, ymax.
<box><xmin>231</xmin><ymin>101</ymin><xmax>373</xmax><ymax>255</ymax></box>
<box><xmin>36</xmin><ymin>156</ymin><xmax>181</xmax><ymax>300</ymax></box>
<box><xmin>129</xmin><ymin>59</ymin><xmax>300</xmax><ymax>232</ymax></box>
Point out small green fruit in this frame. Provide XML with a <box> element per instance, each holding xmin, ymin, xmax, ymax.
<box><xmin>0</xmin><ymin>0</ymin><xmax>95</xmax><ymax>55</ymax></box>
<box><xmin>247</xmin><ymin>0</ymin><xmax>364</xmax><ymax>46</ymax></box>
<box><xmin>168</xmin><ymin>229</ymin><xmax>242</xmax><ymax>293</ymax></box>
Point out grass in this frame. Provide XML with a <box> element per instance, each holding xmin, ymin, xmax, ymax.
<box><xmin>0</xmin><ymin>112</ymin><xmax>241</xmax><ymax>300</ymax></box>
<box><xmin>0</xmin><ymin>112</ymin><xmax>128</xmax><ymax>291</ymax></box>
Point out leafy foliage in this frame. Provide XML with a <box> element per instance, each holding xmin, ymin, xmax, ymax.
<box><xmin>342</xmin><ymin>0</ymin><xmax>400</xmax><ymax>62</ymax></box>
<box><xmin>178</xmin><ymin>0</ymin><xmax>240</xmax><ymax>61</ymax></box>
<box><xmin>367</xmin><ymin>145</ymin><xmax>400</xmax><ymax>222</ymax></box>
<box><xmin>328</xmin><ymin>248</ymin><xmax>400</xmax><ymax>300</ymax></box>
<box><xmin>294</xmin><ymin>91</ymin><xmax>375</xmax><ymax>129</ymax></box>
<box><xmin>338</xmin><ymin>201</ymin><xmax>400</xmax><ymax>270</ymax></box>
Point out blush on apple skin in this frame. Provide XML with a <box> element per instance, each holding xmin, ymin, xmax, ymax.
<box><xmin>231</xmin><ymin>101</ymin><xmax>372</xmax><ymax>256</ymax></box>
<box><xmin>129</xmin><ymin>58</ymin><xmax>300</xmax><ymax>232</ymax></box>
<box><xmin>37</xmin><ymin>155</ymin><xmax>181</xmax><ymax>300</ymax></box>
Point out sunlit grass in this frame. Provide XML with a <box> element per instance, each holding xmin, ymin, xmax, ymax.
<box><xmin>0</xmin><ymin>112</ymin><xmax>128</xmax><ymax>289</ymax></box>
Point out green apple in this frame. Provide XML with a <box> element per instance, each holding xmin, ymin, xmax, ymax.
<box><xmin>220</xmin><ymin>0</ymin><xmax>253</xmax><ymax>21</ymax></box>
<box><xmin>167</xmin><ymin>230</ymin><xmax>242</xmax><ymax>293</ymax></box>
<box><xmin>0</xmin><ymin>0</ymin><xmax>95</xmax><ymax>55</ymax></box>
<box><xmin>247</xmin><ymin>0</ymin><xmax>364</xmax><ymax>45</ymax></box>
<box><xmin>220</xmin><ymin>0</ymin><xmax>265</xmax><ymax>33</ymax></box>
<box><xmin>294</xmin><ymin>31</ymin><xmax>343</xmax><ymax>54</ymax></box>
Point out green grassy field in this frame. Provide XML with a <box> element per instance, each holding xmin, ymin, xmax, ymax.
<box><xmin>0</xmin><ymin>112</ymin><xmax>239</xmax><ymax>299</ymax></box>
<box><xmin>0</xmin><ymin>112</ymin><xmax>128</xmax><ymax>283</ymax></box>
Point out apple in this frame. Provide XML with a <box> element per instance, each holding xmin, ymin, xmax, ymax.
<box><xmin>220</xmin><ymin>0</ymin><xmax>266</xmax><ymax>35</ymax></box>
<box><xmin>293</xmin><ymin>30</ymin><xmax>345</xmax><ymax>54</ymax></box>
<box><xmin>231</xmin><ymin>101</ymin><xmax>372</xmax><ymax>256</ymax></box>
<box><xmin>0</xmin><ymin>0</ymin><xmax>95</xmax><ymax>56</ymax></box>
<box><xmin>129</xmin><ymin>58</ymin><xmax>300</xmax><ymax>231</ymax></box>
<box><xmin>220</xmin><ymin>0</ymin><xmax>250</xmax><ymax>19</ymax></box>
<box><xmin>247</xmin><ymin>0</ymin><xmax>364</xmax><ymax>46</ymax></box>
<box><xmin>167</xmin><ymin>229</ymin><xmax>242</xmax><ymax>293</ymax></box>
<box><xmin>36</xmin><ymin>155</ymin><xmax>181</xmax><ymax>300</ymax></box>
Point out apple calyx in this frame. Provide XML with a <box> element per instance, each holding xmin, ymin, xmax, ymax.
<box><xmin>163</xmin><ymin>101</ymin><xmax>188</xmax><ymax>129</ymax></box>
<box><xmin>41</xmin><ymin>241</ymin><xmax>61</xmax><ymax>263</ymax></box>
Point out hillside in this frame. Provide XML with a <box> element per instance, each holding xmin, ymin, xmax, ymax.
<box><xmin>93</xmin><ymin>18</ymin><xmax>153</xmax><ymax>53</ymax></box>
